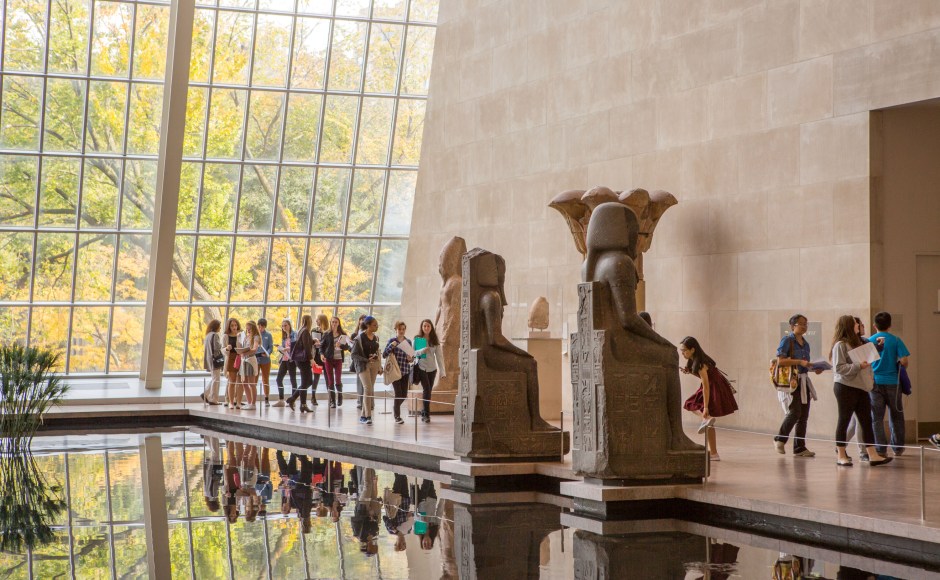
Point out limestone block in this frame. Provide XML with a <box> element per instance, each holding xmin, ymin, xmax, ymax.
<box><xmin>737</xmin><ymin>126</ymin><xmax>800</xmax><ymax>193</ymax></box>
<box><xmin>609</xmin><ymin>100</ymin><xmax>656</xmax><ymax>159</ymax></box>
<box><xmin>739</xmin><ymin>0</ymin><xmax>798</xmax><ymax>74</ymax></box>
<box><xmin>737</xmin><ymin>249</ymin><xmax>801</xmax><ymax>311</ymax></box>
<box><xmin>799</xmin><ymin>0</ymin><xmax>872</xmax><ymax>60</ymax></box>
<box><xmin>679</xmin><ymin>138</ymin><xmax>739</xmax><ymax>198</ymax></box>
<box><xmin>707</xmin><ymin>73</ymin><xmax>768</xmax><ymax>140</ymax></box>
<box><xmin>681</xmin><ymin>253</ymin><xmax>738</xmax><ymax>312</ymax></box>
<box><xmin>768</xmin><ymin>56</ymin><xmax>833</xmax><ymax>127</ymax></box>
<box><xmin>800</xmin><ymin>114</ymin><xmax>869</xmax><ymax>185</ymax></box>
<box><xmin>656</xmin><ymin>86</ymin><xmax>707</xmax><ymax>149</ymax></box>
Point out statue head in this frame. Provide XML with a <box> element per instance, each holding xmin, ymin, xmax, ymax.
<box><xmin>439</xmin><ymin>236</ymin><xmax>467</xmax><ymax>279</ymax></box>
<box><xmin>466</xmin><ymin>248</ymin><xmax>508</xmax><ymax>306</ymax></box>
<box><xmin>586</xmin><ymin>202</ymin><xmax>639</xmax><ymax>258</ymax></box>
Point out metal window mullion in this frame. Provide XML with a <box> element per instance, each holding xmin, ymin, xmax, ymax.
<box><xmin>180</xmin><ymin>440</ymin><xmax>197</xmax><ymax>579</ymax></box>
<box><xmin>104</xmin><ymin>451</ymin><xmax>117</xmax><ymax>580</ymax></box>
<box><xmin>64</xmin><ymin>453</ymin><xmax>77</xmax><ymax>580</ymax></box>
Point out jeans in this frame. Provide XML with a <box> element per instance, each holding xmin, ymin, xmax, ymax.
<box><xmin>775</xmin><ymin>389</ymin><xmax>811</xmax><ymax>452</ymax></box>
<box><xmin>870</xmin><ymin>384</ymin><xmax>905</xmax><ymax>455</ymax></box>
<box><xmin>834</xmin><ymin>382</ymin><xmax>874</xmax><ymax>448</ymax></box>
<box><xmin>392</xmin><ymin>375</ymin><xmax>410</xmax><ymax>419</ymax></box>
<box><xmin>275</xmin><ymin>361</ymin><xmax>296</xmax><ymax>399</ymax></box>
<box><xmin>323</xmin><ymin>359</ymin><xmax>344</xmax><ymax>404</ymax></box>
<box><xmin>413</xmin><ymin>367</ymin><xmax>437</xmax><ymax>417</ymax></box>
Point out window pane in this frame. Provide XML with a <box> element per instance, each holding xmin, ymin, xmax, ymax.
<box><xmin>44</xmin><ymin>78</ymin><xmax>86</xmax><ymax>152</ymax></box>
<box><xmin>238</xmin><ymin>165</ymin><xmax>276</xmax><ymax>232</ymax></box>
<box><xmin>81</xmin><ymin>159</ymin><xmax>121</xmax><ymax>229</ymax></box>
<box><xmin>275</xmin><ymin>166</ymin><xmax>314</xmax><ymax>232</ymax></box>
<box><xmin>356</xmin><ymin>97</ymin><xmax>393</xmax><ymax>164</ymax></box>
<box><xmin>213</xmin><ymin>11</ymin><xmax>253</xmax><ymax>85</ymax></box>
<box><xmin>171</xmin><ymin>235</ymin><xmax>195</xmax><ymax>301</ymax></box>
<box><xmin>86</xmin><ymin>81</ymin><xmax>128</xmax><ymax>154</ymax></box>
<box><xmin>282</xmin><ymin>94</ymin><xmax>322</xmax><ymax>161</ymax></box>
<box><xmin>112</xmin><ymin>525</ymin><xmax>148</xmax><ymax>575</ymax></box>
<box><xmin>297</xmin><ymin>0</ymin><xmax>332</xmax><ymax>15</ymax></box>
<box><xmin>335</xmin><ymin>0</ymin><xmax>370</xmax><ymax>17</ymax></box>
<box><xmin>183</xmin><ymin>89</ymin><xmax>209</xmax><ymax>159</ymax></box>
<box><xmin>48</xmin><ymin>0</ymin><xmax>90</xmax><ymax>73</ymax></box>
<box><xmin>0</xmin><ymin>233</ymin><xmax>33</xmax><ymax>301</ymax></box>
<box><xmin>391</xmin><ymin>98</ymin><xmax>425</xmax><ymax>166</ymax></box>
<box><xmin>409</xmin><ymin>0</ymin><xmax>438</xmax><ymax>23</ymax></box>
<box><xmin>69</xmin><ymin>307</ymin><xmax>110</xmax><ymax>372</ymax></box>
<box><xmin>176</xmin><ymin>163</ymin><xmax>202</xmax><ymax>230</ymax></box>
<box><xmin>132</xmin><ymin>4</ymin><xmax>171</xmax><ymax>80</ymax></box>
<box><xmin>0</xmin><ymin>76</ymin><xmax>43</xmax><ymax>150</ymax></box>
<box><xmin>190</xmin><ymin>10</ymin><xmax>216</xmax><ymax>83</ymax></box>
<box><xmin>38</xmin><ymin>157</ymin><xmax>80</xmax><ymax>227</ymax></box>
<box><xmin>338</xmin><ymin>238</ymin><xmax>376</xmax><ymax>302</ymax></box>
<box><xmin>245</xmin><ymin>91</ymin><xmax>284</xmax><ymax>161</ymax></box>
<box><xmin>401</xmin><ymin>26</ymin><xmax>435</xmax><ymax>95</ymax></box>
<box><xmin>114</xmin><ymin>234</ymin><xmax>151</xmax><ymax>301</ymax></box>
<box><xmin>259</xmin><ymin>0</ymin><xmax>293</xmax><ymax>10</ymax></box>
<box><xmin>373</xmin><ymin>0</ymin><xmax>407</xmax><ymax>20</ymax></box>
<box><xmin>74</xmin><ymin>233</ymin><xmax>116</xmax><ymax>301</ymax></box>
<box><xmin>187</xmin><ymin>312</ymin><xmax>207</xmax><ymax>370</ymax></box>
<box><xmin>374</xmin><ymin>239</ymin><xmax>406</xmax><ymax>302</ymax></box>
<box><xmin>109</xmin><ymin>306</ymin><xmax>145</xmax><ymax>371</ymax></box>
<box><xmin>304</xmin><ymin>238</ymin><xmax>341</xmax><ymax>302</ymax></box>
<box><xmin>335</xmin><ymin>305</ymin><xmax>367</xmax><ymax>336</ymax></box>
<box><xmin>291</xmin><ymin>17</ymin><xmax>330</xmax><ymax>89</ymax></box>
<box><xmin>29</xmin><ymin>307</ymin><xmax>69</xmax><ymax>369</ymax></box>
<box><xmin>0</xmin><ymin>155</ymin><xmax>39</xmax><ymax>226</ymax></box>
<box><xmin>199</xmin><ymin>163</ymin><xmax>239</xmax><ymax>231</ymax></box>
<box><xmin>0</xmin><ymin>307</ymin><xmax>29</xmax><ymax>345</ymax></box>
<box><xmin>364</xmin><ymin>23</ymin><xmax>403</xmax><ymax>94</ymax></box>
<box><xmin>252</xmin><ymin>15</ymin><xmax>292</xmax><ymax>87</ymax></box>
<box><xmin>327</xmin><ymin>20</ymin><xmax>368</xmax><ymax>91</ymax></box>
<box><xmin>266</xmin><ymin>238</ymin><xmax>304</xmax><ymax>302</ymax></box>
<box><xmin>165</xmin><ymin>307</ymin><xmax>187</xmax><ymax>371</ymax></box>
<box><xmin>127</xmin><ymin>83</ymin><xmax>164</xmax><ymax>155</ymax></box>
<box><xmin>320</xmin><ymin>95</ymin><xmax>358</xmax><ymax>163</ymax></box>
<box><xmin>381</xmin><ymin>170</ymin><xmax>415</xmax><ymax>235</ymax></box>
<box><xmin>229</xmin><ymin>237</ymin><xmax>269</xmax><ymax>301</ymax></box>
<box><xmin>90</xmin><ymin>1</ymin><xmax>133</xmax><ymax>78</ymax></box>
<box><xmin>193</xmin><ymin>236</ymin><xmax>232</xmax><ymax>301</ymax></box>
<box><xmin>206</xmin><ymin>89</ymin><xmax>247</xmax><ymax>159</ymax></box>
<box><xmin>311</xmin><ymin>168</ymin><xmax>349</xmax><ymax>233</ymax></box>
<box><xmin>122</xmin><ymin>159</ymin><xmax>158</xmax><ymax>229</ymax></box>
<box><xmin>347</xmin><ymin>169</ymin><xmax>384</xmax><ymax>234</ymax></box>
<box><xmin>370</xmin><ymin>304</ymin><xmax>399</xmax><ymax>341</ymax></box>
<box><xmin>3</xmin><ymin>0</ymin><xmax>48</xmax><ymax>72</ymax></box>
<box><xmin>34</xmin><ymin>233</ymin><xmax>75</xmax><ymax>301</ymax></box>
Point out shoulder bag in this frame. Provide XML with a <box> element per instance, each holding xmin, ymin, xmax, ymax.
<box><xmin>769</xmin><ymin>337</ymin><xmax>798</xmax><ymax>393</ymax></box>
<box><xmin>383</xmin><ymin>349</ymin><xmax>402</xmax><ymax>385</ymax></box>
<box><xmin>211</xmin><ymin>333</ymin><xmax>225</xmax><ymax>369</ymax></box>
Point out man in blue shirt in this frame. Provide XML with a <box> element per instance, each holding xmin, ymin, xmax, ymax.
<box><xmin>257</xmin><ymin>318</ymin><xmax>275</xmax><ymax>407</ymax></box>
<box><xmin>869</xmin><ymin>311</ymin><xmax>911</xmax><ymax>457</ymax></box>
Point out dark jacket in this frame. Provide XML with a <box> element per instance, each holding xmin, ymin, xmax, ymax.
<box><xmin>291</xmin><ymin>327</ymin><xmax>314</xmax><ymax>363</ymax></box>
<box><xmin>319</xmin><ymin>332</ymin><xmax>351</xmax><ymax>363</ymax></box>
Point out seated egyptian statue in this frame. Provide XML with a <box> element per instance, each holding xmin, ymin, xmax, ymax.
<box><xmin>455</xmin><ymin>248</ymin><xmax>568</xmax><ymax>461</ymax></box>
<box><xmin>571</xmin><ymin>203</ymin><xmax>703</xmax><ymax>481</ymax></box>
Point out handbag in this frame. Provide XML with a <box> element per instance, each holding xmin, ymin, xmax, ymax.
<box><xmin>383</xmin><ymin>352</ymin><xmax>402</xmax><ymax>385</ymax></box>
<box><xmin>233</xmin><ymin>354</ymin><xmax>242</xmax><ymax>370</ymax></box>
<box><xmin>769</xmin><ymin>337</ymin><xmax>798</xmax><ymax>393</ymax></box>
<box><xmin>211</xmin><ymin>333</ymin><xmax>225</xmax><ymax>369</ymax></box>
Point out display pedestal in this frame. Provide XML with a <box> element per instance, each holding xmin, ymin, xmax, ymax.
<box><xmin>513</xmin><ymin>335</ymin><xmax>563</xmax><ymax>421</ymax></box>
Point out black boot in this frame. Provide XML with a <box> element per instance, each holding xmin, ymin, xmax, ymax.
<box><xmin>336</xmin><ymin>387</ymin><xmax>343</xmax><ymax>406</ymax></box>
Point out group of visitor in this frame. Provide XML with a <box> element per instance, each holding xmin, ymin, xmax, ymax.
<box><xmin>201</xmin><ymin>313</ymin><xmax>447</xmax><ymax>427</ymax></box>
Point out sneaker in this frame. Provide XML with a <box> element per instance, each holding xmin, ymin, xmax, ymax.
<box><xmin>330</xmin><ymin>402</ymin><xmax>336</xmax><ymax>409</ymax></box>
<box><xmin>774</xmin><ymin>441</ymin><xmax>785</xmax><ymax>454</ymax></box>
<box><xmin>357</xmin><ymin>403</ymin><xmax>362</xmax><ymax>410</ymax></box>
<box><xmin>893</xmin><ymin>448</ymin><xmax>905</xmax><ymax>457</ymax></box>
<box><xmin>930</xmin><ymin>434</ymin><xmax>940</xmax><ymax>449</ymax></box>
<box><xmin>359</xmin><ymin>417</ymin><xmax>367</xmax><ymax>424</ymax></box>
<box><xmin>244</xmin><ymin>404</ymin><xmax>257</xmax><ymax>411</ymax></box>
<box><xmin>697</xmin><ymin>417</ymin><xmax>716</xmax><ymax>434</ymax></box>
<box><xmin>264</xmin><ymin>399</ymin><xmax>270</xmax><ymax>407</ymax></box>
<box><xmin>395</xmin><ymin>417</ymin><xmax>404</xmax><ymax>425</ymax></box>
<box><xmin>860</xmin><ymin>453</ymin><xmax>870</xmax><ymax>462</ymax></box>
<box><xmin>793</xmin><ymin>449</ymin><xmax>816</xmax><ymax>457</ymax></box>
<box><xmin>422</xmin><ymin>416</ymin><xmax>430</xmax><ymax>423</ymax></box>
<box><xmin>366</xmin><ymin>417</ymin><xmax>373</xmax><ymax>425</ymax></box>
<box><xmin>271</xmin><ymin>399</ymin><xmax>286</xmax><ymax>408</ymax></box>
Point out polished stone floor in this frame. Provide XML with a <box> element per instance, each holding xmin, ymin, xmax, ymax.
<box><xmin>48</xmin><ymin>401</ymin><xmax>940</xmax><ymax>544</ymax></box>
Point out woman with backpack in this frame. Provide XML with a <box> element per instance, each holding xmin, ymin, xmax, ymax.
<box><xmin>286</xmin><ymin>314</ymin><xmax>315</xmax><ymax>413</ymax></box>
<box><xmin>680</xmin><ymin>336</ymin><xmax>737</xmax><ymax>461</ymax></box>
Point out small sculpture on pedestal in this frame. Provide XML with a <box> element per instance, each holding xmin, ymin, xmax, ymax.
<box><xmin>570</xmin><ymin>202</ymin><xmax>703</xmax><ymax>483</ymax></box>
<box><xmin>527</xmin><ymin>296</ymin><xmax>550</xmax><ymax>336</ymax></box>
<box><xmin>454</xmin><ymin>248</ymin><xmax>569</xmax><ymax>461</ymax></box>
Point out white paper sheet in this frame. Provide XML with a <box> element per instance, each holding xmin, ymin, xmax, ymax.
<box><xmin>848</xmin><ymin>342</ymin><xmax>880</xmax><ymax>365</ymax></box>
<box><xmin>395</xmin><ymin>339</ymin><xmax>415</xmax><ymax>357</ymax></box>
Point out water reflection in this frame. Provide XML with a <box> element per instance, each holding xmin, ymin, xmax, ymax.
<box><xmin>0</xmin><ymin>431</ymin><xmax>930</xmax><ymax>579</ymax></box>
<box><xmin>0</xmin><ymin>440</ymin><xmax>66</xmax><ymax>554</ymax></box>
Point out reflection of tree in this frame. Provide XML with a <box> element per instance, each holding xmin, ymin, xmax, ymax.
<box><xmin>0</xmin><ymin>0</ymin><xmax>435</xmax><ymax>372</ymax></box>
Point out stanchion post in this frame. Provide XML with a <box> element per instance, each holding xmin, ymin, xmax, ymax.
<box><xmin>704</xmin><ymin>427</ymin><xmax>711</xmax><ymax>484</ymax></box>
<box><xmin>921</xmin><ymin>445</ymin><xmax>926</xmax><ymax>521</ymax></box>
<box><xmin>560</xmin><ymin>411</ymin><xmax>564</xmax><ymax>459</ymax></box>
<box><xmin>414</xmin><ymin>402</ymin><xmax>418</xmax><ymax>442</ymax></box>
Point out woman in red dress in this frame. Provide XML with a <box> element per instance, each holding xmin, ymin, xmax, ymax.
<box><xmin>680</xmin><ymin>336</ymin><xmax>738</xmax><ymax>461</ymax></box>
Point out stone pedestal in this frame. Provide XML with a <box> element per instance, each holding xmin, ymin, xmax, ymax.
<box><xmin>573</xmin><ymin>529</ymin><xmax>705</xmax><ymax>579</ymax></box>
<box><xmin>455</xmin><ymin>503</ymin><xmax>560</xmax><ymax>580</ymax></box>
<box><xmin>571</xmin><ymin>282</ymin><xmax>703</xmax><ymax>483</ymax></box>
<box><xmin>513</xmin><ymin>336</ymin><xmax>563</xmax><ymax>421</ymax></box>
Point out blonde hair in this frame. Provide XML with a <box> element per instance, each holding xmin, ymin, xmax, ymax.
<box><xmin>300</xmin><ymin>314</ymin><xmax>313</xmax><ymax>332</ymax></box>
<box><xmin>245</xmin><ymin>321</ymin><xmax>259</xmax><ymax>338</ymax></box>
<box><xmin>316</xmin><ymin>313</ymin><xmax>330</xmax><ymax>331</ymax></box>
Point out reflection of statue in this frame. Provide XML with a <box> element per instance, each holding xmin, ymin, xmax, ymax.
<box><xmin>527</xmin><ymin>296</ymin><xmax>550</xmax><ymax>332</ymax></box>
<box><xmin>550</xmin><ymin>186</ymin><xmax>677</xmax><ymax>310</ymax></box>
<box><xmin>434</xmin><ymin>237</ymin><xmax>466</xmax><ymax>396</ymax></box>
<box><xmin>455</xmin><ymin>503</ymin><xmax>560</xmax><ymax>580</ymax></box>
<box><xmin>455</xmin><ymin>248</ymin><xmax>569</xmax><ymax>460</ymax></box>
<box><xmin>574</xmin><ymin>530</ymin><xmax>705</xmax><ymax>579</ymax></box>
<box><xmin>0</xmin><ymin>442</ymin><xmax>66</xmax><ymax>552</ymax></box>
<box><xmin>571</xmin><ymin>203</ymin><xmax>703</xmax><ymax>482</ymax></box>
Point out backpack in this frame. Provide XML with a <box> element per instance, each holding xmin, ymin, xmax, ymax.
<box><xmin>769</xmin><ymin>336</ymin><xmax>798</xmax><ymax>393</ymax></box>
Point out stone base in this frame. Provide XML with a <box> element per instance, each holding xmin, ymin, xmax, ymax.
<box><xmin>405</xmin><ymin>388</ymin><xmax>456</xmax><ymax>415</ymax></box>
<box><xmin>580</xmin><ymin>448</ymin><xmax>705</xmax><ymax>483</ymax></box>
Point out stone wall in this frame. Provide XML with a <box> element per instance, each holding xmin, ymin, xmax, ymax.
<box><xmin>401</xmin><ymin>0</ymin><xmax>940</xmax><ymax>436</ymax></box>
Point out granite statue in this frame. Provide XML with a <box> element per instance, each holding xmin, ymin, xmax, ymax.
<box><xmin>549</xmin><ymin>186</ymin><xmax>677</xmax><ymax>310</ymax></box>
<box><xmin>455</xmin><ymin>503</ymin><xmax>560</xmax><ymax>580</ymax></box>
<box><xmin>574</xmin><ymin>530</ymin><xmax>705</xmax><ymax>579</ymax></box>
<box><xmin>455</xmin><ymin>248</ymin><xmax>569</xmax><ymax>461</ymax></box>
<box><xmin>433</xmin><ymin>236</ymin><xmax>467</xmax><ymax>396</ymax></box>
<box><xmin>527</xmin><ymin>296</ymin><xmax>550</xmax><ymax>332</ymax></box>
<box><xmin>570</xmin><ymin>202</ymin><xmax>704</xmax><ymax>482</ymax></box>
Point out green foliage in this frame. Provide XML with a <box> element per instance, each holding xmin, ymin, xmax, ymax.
<box><xmin>0</xmin><ymin>344</ymin><xmax>69</xmax><ymax>440</ymax></box>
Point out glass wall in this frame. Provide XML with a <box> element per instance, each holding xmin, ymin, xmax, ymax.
<box><xmin>0</xmin><ymin>0</ymin><xmax>439</xmax><ymax>375</ymax></box>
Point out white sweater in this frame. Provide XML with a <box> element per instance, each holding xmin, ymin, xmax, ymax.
<box><xmin>415</xmin><ymin>343</ymin><xmax>446</xmax><ymax>375</ymax></box>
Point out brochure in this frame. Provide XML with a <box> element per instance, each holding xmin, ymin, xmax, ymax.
<box><xmin>848</xmin><ymin>342</ymin><xmax>880</xmax><ymax>365</ymax></box>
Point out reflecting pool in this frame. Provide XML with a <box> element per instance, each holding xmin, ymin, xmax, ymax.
<box><xmin>0</xmin><ymin>430</ymin><xmax>931</xmax><ymax>579</ymax></box>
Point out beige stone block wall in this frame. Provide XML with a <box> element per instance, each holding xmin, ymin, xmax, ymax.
<box><xmin>401</xmin><ymin>0</ymin><xmax>940</xmax><ymax>437</ymax></box>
